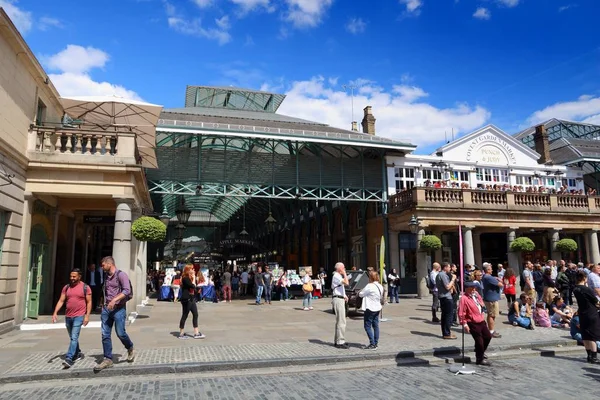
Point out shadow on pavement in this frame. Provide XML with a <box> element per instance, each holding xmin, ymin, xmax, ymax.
<box><xmin>410</xmin><ymin>330</ymin><xmax>439</xmax><ymax>338</ymax></box>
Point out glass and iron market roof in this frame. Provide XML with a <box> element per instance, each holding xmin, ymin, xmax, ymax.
<box><xmin>185</xmin><ymin>85</ymin><xmax>286</xmax><ymax>113</ymax></box>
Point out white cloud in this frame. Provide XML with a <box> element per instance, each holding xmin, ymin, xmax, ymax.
<box><xmin>230</xmin><ymin>0</ymin><xmax>274</xmax><ymax>13</ymax></box>
<box><xmin>39</xmin><ymin>16</ymin><xmax>63</xmax><ymax>31</ymax></box>
<box><xmin>345</xmin><ymin>17</ymin><xmax>366</xmax><ymax>34</ymax></box>
<box><xmin>284</xmin><ymin>0</ymin><xmax>334</xmax><ymax>28</ymax></box>
<box><xmin>558</xmin><ymin>4</ymin><xmax>576</xmax><ymax>12</ymax></box>
<box><xmin>399</xmin><ymin>0</ymin><xmax>423</xmax><ymax>16</ymax></box>
<box><xmin>497</xmin><ymin>0</ymin><xmax>519</xmax><ymax>7</ymax></box>
<box><xmin>526</xmin><ymin>95</ymin><xmax>600</xmax><ymax>126</ymax></box>
<box><xmin>0</xmin><ymin>0</ymin><xmax>32</xmax><ymax>34</ymax></box>
<box><xmin>43</xmin><ymin>45</ymin><xmax>142</xmax><ymax>100</ymax></box>
<box><xmin>473</xmin><ymin>7</ymin><xmax>491</xmax><ymax>20</ymax></box>
<box><xmin>277</xmin><ymin>76</ymin><xmax>490</xmax><ymax>147</ymax></box>
<box><xmin>165</xmin><ymin>2</ymin><xmax>231</xmax><ymax>44</ymax></box>
<box><xmin>43</xmin><ymin>45</ymin><xmax>109</xmax><ymax>74</ymax></box>
<box><xmin>192</xmin><ymin>0</ymin><xmax>214</xmax><ymax>8</ymax></box>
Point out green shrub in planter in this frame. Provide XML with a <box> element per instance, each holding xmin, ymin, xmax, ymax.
<box><xmin>131</xmin><ymin>216</ymin><xmax>166</xmax><ymax>242</ymax></box>
<box><xmin>510</xmin><ymin>237</ymin><xmax>535</xmax><ymax>252</ymax></box>
<box><xmin>555</xmin><ymin>238</ymin><xmax>577</xmax><ymax>253</ymax></box>
<box><xmin>419</xmin><ymin>235</ymin><xmax>442</xmax><ymax>251</ymax></box>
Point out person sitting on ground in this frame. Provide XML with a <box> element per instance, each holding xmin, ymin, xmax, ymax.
<box><xmin>533</xmin><ymin>301</ymin><xmax>551</xmax><ymax>327</ymax></box>
<box><xmin>543</xmin><ymin>279</ymin><xmax>560</xmax><ymax>308</ymax></box>
<box><xmin>550</xmin><ymin>296</ymin><xmax>572</xmax><ymax>328</ymax></box>
<box><xmin>508</xmin><ymin>293</ymin><xmax>534</xmax><ymax>330</ymax></box>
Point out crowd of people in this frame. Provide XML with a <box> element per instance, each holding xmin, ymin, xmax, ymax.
<box><xmin>421</xmin><ymin>179</ymin><xmax>596</xmax><ymax>195</ymax></box>
<box><xmin>429</xmin><ymin>260</ymin><xmax>600</xmax><ymax>365</ymax></box>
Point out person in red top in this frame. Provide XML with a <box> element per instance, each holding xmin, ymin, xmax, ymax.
<box><xmin>458</xmin><ymin>281</ymin><xmax>493</xmax><ymax>366</ymax></box>
<box><xmin>52</xmin><ymin>268</ymin><xmax>92</xmax><ymax>369</ymax></box>
<box><xmin>502</xmin><ymin>267</ymin><xmax>517</xmax><ymax>312</ymax></box>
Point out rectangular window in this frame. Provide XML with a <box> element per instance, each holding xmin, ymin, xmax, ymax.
<box><xmin>395</xmin><ymin>167</ymin><xmax>404</xmax><ymax>178</ymax></box>
<box><xmin>36</xmin><ymin>99</ymin><xmax>47</xmax><ymax>125</ymax></box>
<box><xmin>460</xmin><ymin>171</ymin><xmax>469</xmax><ymax>181</ymax></box>
<box><xmin>562</xmin><ymin>178</ymin><xmax>576</xmax><ymax>187</ymax></box>
<box><xmin>405</xmin><ymin>168</ymin><xmax>415</xmax><ymax>178</ymax></box>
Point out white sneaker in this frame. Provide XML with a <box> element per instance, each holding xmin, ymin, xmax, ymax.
<box><xmin>309</xmin><ymin>307</ymin><xmax>314</xmax><ymax>310</ymax></box>
<box><xmin>303</xmin><ymin>307</ymin><xmax>309</xmax><ymax>311</ymax></box>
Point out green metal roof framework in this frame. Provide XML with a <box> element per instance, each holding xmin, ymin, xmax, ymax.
<box><xmin>148</xmin><ymin>131</ymin><xmax>397</xmax><ymax>234</ymax></box>
<box><xmin>515</xmin><ymin>119</ymin><xmax>600</xmax><ymax>192</ymax></box>
<box><xmin>185</xmin><ymin>86</ymin><xmax>286</xmax><ymax>113</ymax></box>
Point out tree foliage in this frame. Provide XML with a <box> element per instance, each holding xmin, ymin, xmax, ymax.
<box><xmin>131</xmin><ymin>216</ymin><xmax>166</xmax><ymax>242</ymax></box>
<box><xmin>420</xmin><ymin>235</ymin><xmax>442</xmax><ymax>250</ymax></box>
<box><xmin>510</xmin><ymin>237</ymin><xmax>535</xmax><ymax>252</ymax></box>
<box><xmin>556</xmin><ymin>238</ymin><xmax>577</xmax><ymax>253</ymax></box>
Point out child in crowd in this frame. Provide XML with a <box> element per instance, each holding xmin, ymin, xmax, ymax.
<box><xmin>549</xmin><ymin>296</ymin><xmax>572</xmax><ymax>328</ymax></box>
<box><xmin>533</xmin><ymin>301</ymin><xmax>551</xmax><ymax>327</ymax></box>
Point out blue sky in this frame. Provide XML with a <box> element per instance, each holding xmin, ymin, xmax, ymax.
<box><xmin>2</xmin><ymin>0</ymin><xmax>599</xmax><ymax>153</ymax></box>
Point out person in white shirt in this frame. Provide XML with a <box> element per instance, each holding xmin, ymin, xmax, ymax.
<box><xmin>331</xmin><ymin>262</ymin><xmax>349</xmax><ymax>349</ymax></box>
<box><xmin>388</xmin><ymin>269</ymin><xmax>400</xmax><ymax>304</ymax></box>
<box><xmin>359</xmin><ymin>271</ymin><xmax>384</xmax><ymax>350</ymax></box>
<box><xmin>430</xmin><ymin>263</ymin><xmax>441</xmax><ymax>323</ymax></box>
<box><xmin>302</xmin><ymin>272</ymin><xmax>314</xmax><ymax>310</ymax></box>
<box><xmin>240</xmin><ymin>270</ymin><xmax>249</xmax><ymax>296</ymax></box>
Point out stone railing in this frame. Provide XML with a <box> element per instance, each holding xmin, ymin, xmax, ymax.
<box><xmin>389</xmin><ymin>187</ymin><xmax>600</xmax><ymax>214</ymax></box>
<box><xmin>28</xmin><ymin>127</ymin><xmax>138</xmax><ymax>165</ymax></box>
<box><xmin>514</xmin><ymin>193</ymin><xmax>551</xmax><ymax>207</ymax></box>
<box><xmin>471</xmin><ymin>190</ymin><xmax>507</xmax><ymax>205</ymax></box>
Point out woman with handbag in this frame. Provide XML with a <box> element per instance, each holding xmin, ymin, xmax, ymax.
<box><xmin>178</xmin><ymin>265</ymin><xmax>205</xmax><ymax>340</ymax></box>
<box><xmin>359</xmin><ymin>271</ymin><xmax>384</xmax><ymax>350</ymax></box>
<box><xmin>302</xmin><ymin>272</ymin><xmax>314</xmax><ymax>311</ymax></box>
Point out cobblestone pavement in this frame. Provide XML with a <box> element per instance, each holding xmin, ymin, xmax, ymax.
<box><xmin>0</xmin><ymin>297</ymin><xmax>576</xmax><ymax>379</ymax></box>
<box><xmin>0</xmin><ymin>355</ymin><xmax>598</xmax><ymax>400</ymax></box>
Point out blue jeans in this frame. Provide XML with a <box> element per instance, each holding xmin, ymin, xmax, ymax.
<box><xmin>101</xmin><ymin>307</ymin><xmax>134</xmax><ymax>360</ymax></box>
<box><xmin>440</xmin><ymin>297</ymin><xmax>454</xmax><ymax>337</ymax></box>
<box><xmin>508</xmin><ymin>313</ymin><xmax>532</xmax><ymax>329</ymax></box>
<box><xmin>265</xmin><ymin>286</ymin><xmax>272</xmax><ymax>302</ymax></box>
<box><xmin>280</xmin><ymin>287</ymin><xmax>288</xmax><ymax>301</ymax></box>
<box><xmin>389</xmin><ymin>286</ymin><xmax>399</xmax><ymax>303</ymax></box>
<box><xmin>303</xmin><ymin>292</ymin><xmax>313</xmax><ymax>308</ymax></box>
<box><xmin>65</xmin><ymin>316</ymin><xmax>84</xmax><ymax>361</ymax></box>
<box><xmin>256</xmin><ymin>285</ymin><xmax>264</xmax><ymax>304</ymax></box>
<box><xmin>364</xmin><ymin>309</ymin><xmax>380</xmax><ymax>346</ymax></box>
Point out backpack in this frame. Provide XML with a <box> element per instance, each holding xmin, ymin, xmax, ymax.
<box><xmin>63</xmin><ymin>283</ymin><xmax>88</xmax><ymax>298</ymax></box>
<box><xmin>426</xmin><ymin>270</ymin><xmax>435</xmax><ymax>290</ymax></box>
<box><xmin>104</xmin><ymin>270</ymin><xmax>134</xmax><ymax>302</ymax></box>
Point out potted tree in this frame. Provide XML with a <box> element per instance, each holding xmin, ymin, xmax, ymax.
<box><xmin>419</xmin><ymin>235</ymin><xmax>442</xmax><ymax>251</ymax></box>
<box><xmin>131</xmin><ymin>216</ymin><xmax>167</xmax><ymax>242</ymax></box>
<box><xmin>555</xmin><ymin>238</ymin><xmax>577</xmax><ymax>253</ymax></box>
<box><xmin>510</xmin><ymin>237</ymin><xmax>535</xmax><ymax>253</ymax></box>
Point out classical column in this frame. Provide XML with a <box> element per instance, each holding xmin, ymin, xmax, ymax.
<box><xmin>507</xmin><ymin>227</ymin><xmax>521</xmax><ymax>274</ymax></box>
<box><xmin>416</xmin><ymin>228</ymin><xmax>429</xmax><ymax>298</ymax></box>
<box><xmin>433</xmin><ymin>230</ymin><xmax>443</xmax><ymax>263</ymax></box>
<box><xmin>16</xmin><ymin>193</ymin><xmax>34</xmax><ymax>323</ymax></box>
<box><xmin>463</xmin><ymin>226</ymin><xmax>475</xmax><ymax>267</ymax></box>
<box><xmin>473</xmin><ymin>231</ymin><xmax>483</xmax><ymax>267</ymax></box>
<box><xmin>588</xmin><ymin>229</ymin><xmax>600</xmax><ymax>265</ymax></box>
<box><xmin>112</xmin><ymin>199</ymin><xmax>133</xmax><ymax>275</ymax></box>
<box><xmin>549</xmin><ymin>229</ymin><xmax>562</xmax><ymax>262</ymax></box>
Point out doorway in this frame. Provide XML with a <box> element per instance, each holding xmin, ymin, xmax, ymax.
<box><xmin>27</xmin><ymin>225</ymin><xmax>50</xmax><ymax>319</ymax></box>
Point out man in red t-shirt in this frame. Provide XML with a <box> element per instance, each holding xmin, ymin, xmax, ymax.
<box><xmin>52</xmin><ymin>268</ymin><xmax>92</xmax><ymax>368</ymax></box>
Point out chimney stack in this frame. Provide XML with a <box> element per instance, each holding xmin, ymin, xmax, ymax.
<box><xmin>361</xmin><ymin>106</ymin><xmax>376</xmax><ymax>135</ymax></box>
<box><xmin>351</xmin><ymin>121</ymin><xmax>358</xmax><ymax>132</ymax></box>
<box><xmin>533</xmin><ymin>124</ymin><xmax>552</xmax><ymax>164</ymax></box>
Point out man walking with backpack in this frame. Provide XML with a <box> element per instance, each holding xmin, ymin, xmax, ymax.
<box><xmin>429</xmin><ymin>262</ymin><xmax>441</xmax><ymax>323</ymax></box>
<box><xmin>94</xmin><ymin>256</ymin><xmax>135</xmax><ymax>372</ymax></box>
<box><xmin>52</xmin><ymin>268</ymin><xmax>92</xmax><ymax>368</ymax></box>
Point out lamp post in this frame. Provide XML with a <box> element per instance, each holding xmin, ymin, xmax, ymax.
<box><xmin>159</xmin><ymin>206</ymin><xmax>171</xmax><ymax>226</ymax></box>
<box><xmin>265</xmin><ymin>199</ymin><xmax>277</xmax><ymax>233</ymax></box>
<box><xmin>408</xmin><ymin>215</ymin><xmax>420</xmax><ymax>235</ymax></box>
<box><xmin>172</xmin><ymin>197</ymin><xmax>191</xmax><ymax>260</ymax></box>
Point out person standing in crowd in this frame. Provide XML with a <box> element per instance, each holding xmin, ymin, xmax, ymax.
<box><xmin>196</xmin><ymin>270</ymin><xmax>206</xmax><ymax>302</ymax></box>
<box><xmin>471</xmin><ymin>269</ymin><xmax>484</xmax><ymax>297</ymax></box>
<box><xmin>502</xmin><ymin>267</ymin><xmax>517</xmax><ymax>312</ymax></box>
<box><xmin>556</xmin><ymin>263</ymin><xmax>570</xmax><ymax>304</ymax></box>
<box><xmin>497</xmin><ymin>264</ymin><xmax>505</xmax><ymax>281</ymax></box>
<box><xmin>359</xmin><ymin>271</ymin><xmax>383</xmax><ymax>350</ymax></box>
<box><xmin>52</xmin><ymin>268</ymin><xmax>92</xmax><ymax>369</ymax></box>
<box><xmin>436</xmin><ymin>262</ymin><xmax>457</xmax><ymax>340</ymax></box>
<box><xmin>255</xmin><ymin>265</ymin><xmax>265</xmax><ymax>305</ymax></box>
<box><xmin>458</xmin><ymin>281</ymin><xmax>493</xmax><ymax>366</ymax></box>
<box><xmin>429</xmin><ymin>262</ymin><xmax>441</xmax><ymax>323</ymax></box>
<box><xmin>231</xmin><ymin>272</ymin><xmax>240</xmax><ymax>298</ymax></box>
<box><xmin>172</xmin><ymin>271</ymin><xmax>182</xmax><ymax>303</ymax></box>
<box><xmin>178</xmin><ymin>265</ymin><xmax>205</xmax><ymax>340</ymax></box>
<box><xmin>482</xmin><ymin>263</ymin><xmax>503</xmax><ymax>338</ymax></box>
<box><xmin>222</xmin><ymin>269</ymin><xmax>232</xmax><ymax>303</ymax></box>
<box><xmin>85</xmin><ymin>263</ymin><xmax>102</xmax><ymax>311</ymax></box>
<box><xmin>263</xmin><ymin>265</ymin><xmax>274</xmax><ymax>305</ymax></box>
<box><xmin>450</xmin><ymin>264</ymin><xmax>460</xmax><ymax>326</ymax></box>
<box><xmin>318</xmin><ymin>267</ymin><xmax>328</xmax><ymax>297</ymax></box>
<box><xmin>302</xmin><ymin>271</ymin><xmax>314</xmax><ymax>311</ymax></box>
<box><xmin>566</xmin><ymin>263</ymin><xmax>578</xmax><ymax>305</ymax></box>
<box><xmin>573</xmin><ymin>271</ymin><xmax>600</xmax><ymax>363</ymax></box>
<box><xmin>94</xmin><ymin>256</ymin><xmax>134</xmax><ymax>372</ymax></box>
<box><xmin>532</xmin><ymin>264</ymin><xmax>544</xmax><ymax>302</ymax></box>
<box><xmin>508</xmin><ymin>293</ymin><xmax>534</xmax><ymax>330</ymax></box>
<box><xmin>388</xmin><ymin>268</ymin><xmax>400</xmax><ymax>304</ymax></box>
<box><xmin>522</xmin><ymin>261</ymin><xmax>536</xmax><ymax>302</ymax></box>
<box><xmin>332</xmin><ymin>262</ymin><xmax>349</xmax><ymax>349</ymax></box>
<box><xmin>587</xmin><ymin>263</ymin><xmax>600</xmax><ymax>300</ymax></box>
<box><xmin>279</xmin><ymin>272</ymin><xmax>289</xmax><ymax>301</ymax></box>
<box><xmin>240</xmin><ymin>269</ymin><xmax>249</xmax><ymax>297</ymax></box>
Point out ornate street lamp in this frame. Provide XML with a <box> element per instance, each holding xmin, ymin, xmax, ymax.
<box><xmin>159</xmin><ymin>206</ymin><xmax>171</xmax><ymax>226</ymax></box>
<box><xmin>408</xmin><ymin>215</ymin><xmax>420</xmax><ymax>234</ymax></box>
<box><xmin>176</xmin><ymin>197</ymin><xmax>191</xmax><ymax>226</ymax></box>
<box><xmin>265</xmin><ymin>199</ymin><xmax>277</xmax><ymax>233</ymax></box>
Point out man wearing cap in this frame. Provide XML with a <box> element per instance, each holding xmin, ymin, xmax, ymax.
<box><xmin>458</xmin><ymin>281</ymin><xmax>493</xmax><ymax>366</ymax></box>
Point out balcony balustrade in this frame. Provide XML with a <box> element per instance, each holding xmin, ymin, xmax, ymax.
<box><xmin>389</xmin><ymin>187</ymin><xmax>600</xmax><ymax>214</ymax></box>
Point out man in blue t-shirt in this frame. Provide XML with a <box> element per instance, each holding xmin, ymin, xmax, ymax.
<box><xmin>482</xmin><ymin>263</ymin><xmax>503</xmax><ymax>339</ymax></box>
